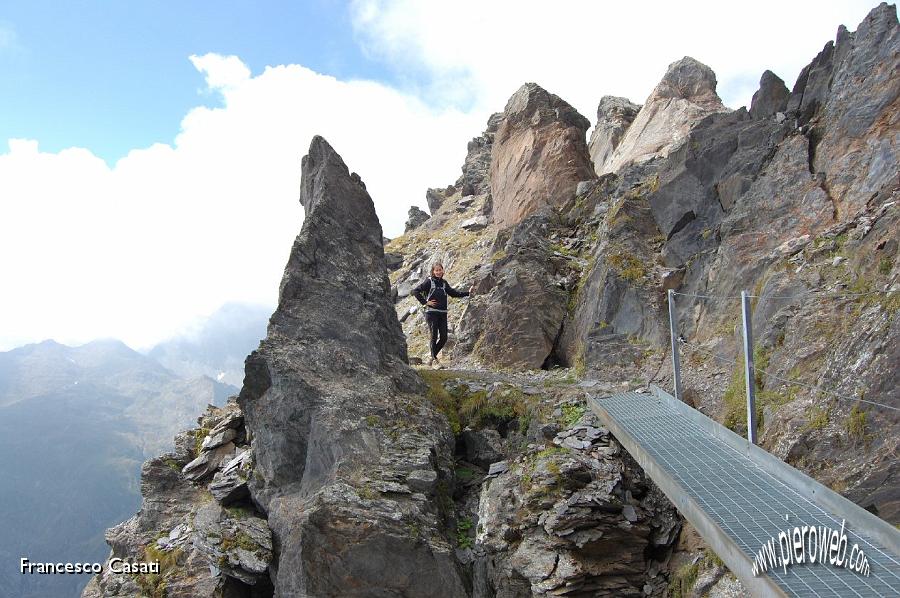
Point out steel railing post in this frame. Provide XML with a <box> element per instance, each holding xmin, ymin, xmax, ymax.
<box><xmin>740</xmin><ymin>290</ymin><xmax>757</xmax><ymax>444</ymax></box>
<box><xmin>667</xmin><ymin>289</ymin><xmax>683</xmax><ymax>402</ymax></box>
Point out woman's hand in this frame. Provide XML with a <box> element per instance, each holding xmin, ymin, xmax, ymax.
<box><xmin>427</xmin><ymin>299</ymin><xmax>438</xmax><ymax>307</ymax></box>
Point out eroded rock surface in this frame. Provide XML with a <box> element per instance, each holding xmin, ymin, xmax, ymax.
<box><xmin>405</xmin><ymin>205</ymin><xmax>430</xmax><ymax>233</ymax></box>
<box><xmin>82</xmin><ymin>401</ymin><xmax>273</xmax><ymax>598</ymax></box>
<box><xmin>490</xmin><ymin>83</ymin><xmax>594</xmax><ymax>229</ymax></box>
<box><xmin>600</xmin><ymin>57</ymin><xmax>729</xmax><ymax>174</ymax></box>
<box><xmin>749</xmin><ymin>70</ymin><xmax>790</xmax><ymax>119</ymax></box>
<box><xmin>589</xmin><ymin>95</ymin><xmax>642</xmax><ymax>175</ymax></box>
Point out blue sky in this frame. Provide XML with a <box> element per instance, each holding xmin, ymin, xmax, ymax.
<box><xmin>0</xmin><ymin>0</ymin><xmax>402</xmax><ymax>162</ymax></box>
<box><xmin>0</xmin><ymin>0</ymin><xmax>885</xmax><ymax>351</ymax></box>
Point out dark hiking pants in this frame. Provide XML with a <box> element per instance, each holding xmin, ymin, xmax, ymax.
<box><xmin>426</xmin><ymin>311</ymin><xmax>448</xmax><ymax>359</ymax></box>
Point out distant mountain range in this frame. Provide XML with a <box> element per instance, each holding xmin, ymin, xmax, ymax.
<box><xmin>0</xmin><ymin>303</ymin><xmax>268</xmax><ymax>598</ymax></box>
<box><xmin>148</xmin><ymin>302</ymin><xmax>271</xmax><ymax>387</ymax></box>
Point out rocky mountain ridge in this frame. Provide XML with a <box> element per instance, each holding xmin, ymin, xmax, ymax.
<box><xmin>84</xmin><ymin>4</ymin><xmax>898</xmax><ymax>597</ymax></box>
<box><xmin>391</xmin><ymin>3</ymin><xmax>898</xmax><ymax>524</ymax></box>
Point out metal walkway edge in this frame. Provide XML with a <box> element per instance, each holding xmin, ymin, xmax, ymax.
<box><xmin>588</xmin><ymin>386</ymin><xmax>900</xmax><ymax>597</ymax></box>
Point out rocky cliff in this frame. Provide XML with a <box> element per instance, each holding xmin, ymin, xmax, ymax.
<box><xmin>86</xmin><ymin>4</ymin><xmax>898</xmax><ymax>597</ymax></box>
<box><xmin>385</xmin><ymin>2</ymin><xmax>898</xmax><ymax>591</ymax></box>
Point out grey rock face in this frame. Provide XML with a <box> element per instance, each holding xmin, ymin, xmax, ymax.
<box><xmin>208</xmin><ymin>449</ymin><xmax>252</xmax><ymax>504</ymax></box>
<box><xmin>182</xmin><ymin>441</ymin><xmax>236</xmax><ymax>481</ymax></box>
<box><xmin>458</xmin><ymin>209</ymin><xmax>573</xmax><ymax>369</ymax></box>
<box><xmin>405</xmin><ymin>205</ymin><xmax>430</xmax><ymax>233</ymax></box>
<box><xmin>460</xmin><ymin>215</ymin><xmax>489</xmax><ymax>230</ymax></box>
<box><xmin>475</xmin><ymin>426</ymin><xmax>679</xmax><ymax>596</ymax></box>
<box><xmin>749</xmin><ymin>70</ymin><xmax>790</xmax><ymax>119</ymax></box>
<box><xmin>560</xmin><ymin>4</ymin><xmax>899</xmax><ymax>527</ymax></box>
<box><xmin>809</xmin><ymin>2</ymin><xmax>899</xmax><ymax>218</ymax></box>
<box><xmin>192</xmin><ymin>501</ymin><xmax>273</xmax><ymax>585</ymax></box>
<box><xmin>426</xmin><ymin>186</ymin><xmax>453</xmax><ymax>214</ymax></box>
<box><xmin>589</xmin><ymin>95</ymin><xmax>642</xmax><ymax>174</ymax></box>
<box><xmin>654</xmin><ymin>56</ymin><xmax>721</xmax><ymax>106</ymax></box>
<box><xmin>456</xmin><ymin>112</ymin><xmax>502</xmax><ymax>199</ymax></box>
<box><xmin>462</xmin><ymin>427</ymin><xmax>505</xmax><ymax>469</ymax></box>
<box><xmin>238</xmin><ymin>136</ymin><xmax>466</xmax><ymax>596</ymax></box>
<box><xmin>384</xmin><ymin>251</ymin><xmax>404</xmax><ymax>271</ymax></box>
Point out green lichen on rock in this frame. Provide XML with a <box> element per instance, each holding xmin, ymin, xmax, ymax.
<box><xmin>845</xmin><ymin>404</ymin><xmax>868</xmax><ymax>441</ymax></box>
<box><xmin>219</xmin><ymin>530</ymin><xmax>257</xmax><ymax>553</ymax></box>
<box><xmin>804</xmin><ymin>405</ymin><xmax>831</xmax><ymax>432</ymax></box>
<box><xmin>417</xmin><ymin>370</ymin><xmax>543</xmax><ymax>436</ymax></box>
<box><xmin>135</xmin><ymin>545</ymin><xmax>183</xmax><ymax>598</ymax></box>
<box><xmin>607</xmin><ymin>250</ymin><xmax>647</xmax><ymax>281</ymax></box>
<box><xmin>560</xmin><ymin>403</ymin><xmax>585</xmax><ymax>428</ymax></box>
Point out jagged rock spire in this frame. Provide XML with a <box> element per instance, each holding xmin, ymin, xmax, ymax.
<box><xmin>238</xmin><ymin>136</ymin><xmax>465</xmax><ymax>596</ymax></box>
<box><xmin>599</xmin><ymin>56</ymin><xmax>728</xmax><ymax>174</ymax></box>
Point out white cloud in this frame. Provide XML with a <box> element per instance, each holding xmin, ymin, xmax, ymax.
<box><xmin>190</xmin><ymin>53</ymin><xmax>251</xmax><ymax>90</ymax></box>
<box><xmin>0</xmin><ymin>55</ymin><xmax>481</xmax><ymax>351</ymax></box>
<box><xmin>0</xmin><ymin>22</ymin><xmax>17</xmax><ymax>51</ymax></box>
<box><xmin>350</xmin><ymin>0</ymin><xmax>878</xmax><ymax>119</ymax></box>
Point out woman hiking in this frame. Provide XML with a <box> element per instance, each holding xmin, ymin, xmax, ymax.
<box><xmin>412</xmin><ymin>262</ymin><xmax>473</xmax><ymax>367</ymax></box>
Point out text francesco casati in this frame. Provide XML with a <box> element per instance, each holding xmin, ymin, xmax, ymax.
<box><xmin>20</xmin><ymin>557</ymin><xmax>160</xmax><ymax>575</ymax></box>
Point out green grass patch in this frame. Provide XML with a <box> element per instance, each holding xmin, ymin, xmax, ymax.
<box><xmin>845</xmin><ymin>404</ymin><xmax>868</xmax><ymax>441</ymax></box>
<box><xmin>722</xmin><ymin>358</ymin><xmax>748</xmax><ymax>432</ymax></box>
<box><xmin>455</xmin><ymin>466</ymin><xmax>475</xmax><ymax>481</ymax></box>
<box><xmin>220</xmin><ymin>530</ymin><xmax>258</xmax><ymax>553</ymax></box>
<box><xmin>225</xmin><ymin>505</ymin><xmax>251</xmax><ymax>519</ymax></box>
<box><xmin>560</xmin><ymin>403</ymin><xmax>585</xmax><ymax>428</ymax></box>
<box><xmin>805</xmin><ymin>405</ymin><xmax>830</xmax><ymax>432</ymax></box>
<box><xmin>417</xmin><ymin>371</ymin><xmax>539</xmax><ymax>435</ymax></box>
<box><xmin>549</xmin><ymin>242</ymin><xmax>576</xmax><ymax>257</ymax></box>
<box><xmin>607</xmin><ymin>251</ymin><xmax>647</xmax><ymax>282</ymax></box>
<box><xmin>419</xmin><ymin>370</ymin><xmax>464</xmax><ymax>434</ymax></box>
<box><xmin>456</xmin><ymin>518</ymin><xmax>474</xmax><ymax>549</ymax></box>
<box><xmin>669</xmin><ymin>562</ymin><xmax>700</xmax><ymax>598</ymax></box>
<box><xmin>193</xmin><ymin>427</ymin><xmax>211</xmax><ymax>456</ymax></box>
<box><xmin>135</xmin><ymin>545</ymin><xmax>183</xmax><ymax>598</ymax></box>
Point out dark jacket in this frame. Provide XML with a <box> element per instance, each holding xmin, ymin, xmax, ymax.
<box><xmin>412</xmin><ymin>276</ymin><xmax>469</xmax><ymax>313</ymax></box>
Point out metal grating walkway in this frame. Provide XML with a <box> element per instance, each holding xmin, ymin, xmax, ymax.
<box><xmin>590</xmin><ymin>390</ymin><xmax>900</xmax><ymax>597</ymax></box>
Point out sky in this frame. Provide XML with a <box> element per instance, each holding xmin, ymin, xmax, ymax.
<box><xmin>0</xmin><ymin>0</ymin><xmax>882</xmax><ymax>351</ymax></box>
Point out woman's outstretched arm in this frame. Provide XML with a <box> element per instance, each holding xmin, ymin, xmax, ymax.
<box><xmin>445</xmin><ymin>282</ymin><xmax>470</xmax><ymax>298</ymax></box>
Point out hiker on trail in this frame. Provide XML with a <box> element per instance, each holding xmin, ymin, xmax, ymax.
<box><xmin>412</xmin><ymin>262</ymin><xmax>473</xmax><ymax>367</ymax></box>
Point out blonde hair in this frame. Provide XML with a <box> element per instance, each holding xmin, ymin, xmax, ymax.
<box><xmin>430</xmin><ymin>261</ymin><xmax>444</xmax><ymax>276</ymax></box>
